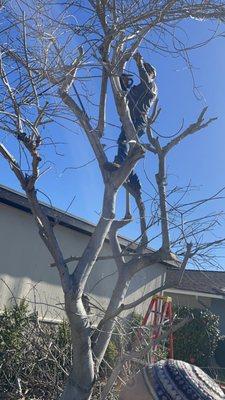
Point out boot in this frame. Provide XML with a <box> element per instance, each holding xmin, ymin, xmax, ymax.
<box><xmin>103</xmin><ymin>161</ymin><xmax>120</xmax><ymax>172</ymax></box>
<box><xmin>127</xmin><ymin>173</ymin><xmax>141</xmax><ymax>194</ymax></box>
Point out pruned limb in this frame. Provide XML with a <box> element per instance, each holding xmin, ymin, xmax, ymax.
<box><xmin>109</xmin><ymin>217</ymin><xmax>132</xmax><ymax>269</ymax></box>
<box><xmin>123</xmin><ymin>182</ymin><xmax>148</xmax><ymax>249</ymax></box>
<box><xmin>97</xmin><ymin>66</ymin><xmax>108</xmax><ymax>137</ymax></box>
<box><xmin>155</xmin><ymin>153</ymin><xmax>170</xmax><ymax>252</ymax></box>
<box><xmin>176</xmin><ymin>242</ymin><xmax>193</xmax><ymax>286</ymax></box>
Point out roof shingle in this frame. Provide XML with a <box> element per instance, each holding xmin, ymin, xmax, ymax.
<box><xmin>166</xmin><ymin>269</ymin><xmax>225</xmax><ymax>296</ymax></box>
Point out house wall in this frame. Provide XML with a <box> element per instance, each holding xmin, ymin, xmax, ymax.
<box><xmin>0</xmin><ymin>202</ymin><xmax>166</xmax><ymax>322</ymax></box>
<box><xmin>164</xmin><ymin>291</ymin><xmax>212</xmax><ymax>309</ymax></box>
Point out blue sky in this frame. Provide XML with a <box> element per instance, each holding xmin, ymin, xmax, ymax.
<box><xmin>1</xmin><ymin>14</ymin><xmax>225</xmax><ymax>266</ymax></box>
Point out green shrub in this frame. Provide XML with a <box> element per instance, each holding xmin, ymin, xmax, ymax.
<box><xmin>0</xmin><ymin>300</ymin><xmax>72</xmax><ymax>399</ymax></box>
<box><xmin>103</xmin><ymin>312</ymin><xmax>143</xmax><ymax>373</ymax></box>
<box><xmin>0</xmin><ymin>298</ymin><xmax>30</xmax><ymax>352</ymax></box>
<box><xmin>215</xmin><ymin>336</ymin><xmax>225</xmax><ymax>368</ymax></box>
<box><xmin>173</xmin><ymin>307</ymin><xmax>220</xmax><ymax>367</ymax></box>
<box><xmin>105</xmin><ymin>339</ymin><xmax>119</xmax><ymax>366</ymax></box>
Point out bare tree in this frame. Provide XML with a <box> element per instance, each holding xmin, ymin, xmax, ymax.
<box><xmin>1</xmin><ymin>1</ymin><xmax>225</xmax><ymax>399</ymax></box>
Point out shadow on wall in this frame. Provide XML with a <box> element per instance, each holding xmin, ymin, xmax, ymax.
<box><xmin>0</xmin><ymin>203</ymin><xmax>166</xmax><ymax>305</ymax></box>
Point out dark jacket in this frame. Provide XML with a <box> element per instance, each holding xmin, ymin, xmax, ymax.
<box><xmin>127</xmin><ymin>62</ymin><xmax>157</xmax><ymax>130</ymax></box>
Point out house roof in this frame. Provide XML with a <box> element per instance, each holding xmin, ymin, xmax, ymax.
<box><xmin>0</xmin><ymin>185</ymin><xmax>178</xmax><ymax>268</ymax></box>
<box><xmin>166</xmin><ymin>269</ymin><xmax>225</xmax><ymax>296</ymax></box>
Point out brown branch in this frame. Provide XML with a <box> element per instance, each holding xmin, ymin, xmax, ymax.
<box><xmin>191</xmin><ymin>237</ymin><xmax>225</xmax><ymax>257</ymax></box>
<box><xmin>49</xmin><ymin>251</ymin><xmax>142</xmax><ymax>268</ymax></box>
<box><xmin>119</xmin><ymin>0</ymin><xmax>177</xmax><ymax>66</ymax></box>
<box><xmin>59</xmin><ymin>91</ymin><xmax>107</xmax><ymax>168</ymax></box>
<box><xmin>71</xmin><ymin>185</ymin><xmax>117</xmax><ymax>295</ymax></box>
<box><xmin>0</xmin><ymin>144</ymin><xmax>71</xmax><ymax>294</ymax></box>
<box><xmin>0</xmin><ymin>52</ymin><xmax>23</xmax><ymax>133</ymax></box>
<box><xmin>25</xmin><ymin>189</ymin><xmax>72</xmax><ymax>294</ymax></box>
<box><xmin>109</xmin><ymin>217</ymin><xmax>132</xmax><ymax>268</ymax></box>
<box><xmin>60</xmin><ymin>46</ymin><xmax>84</xmax><ymax>93</ymax></box>
<box><xmin>22</xmin><ymin>11</ymin><xmax>39</xmax><ymax>107</ymax></box>
<box><xmin>155</xmin><ymin>153</ymin><xmax>170</xmax><ymax>251</ymax></box>
<box><xmin>123</xmin><ymin>182</ymin><xmax>148</xmax><ymax>249</ymax></box>
<box><xmin>163</xmin><ymin>107</ymin><xmax>217</xmax><ymax>154</ymax></box>
<box><xmin>101</xmin><ymin>282</ymin><xmax>171</xmax><ymax>324</ymax></box>
<box><xmin>96</xmin><ymin>66</ymin><xmax>108</xmax><ymax>137</ymax></box>
<box><xmin>0</xmin><ymin>143</ymin><xmax>25</xmax><ymax>184</ymax></box>
<box><xmin>176</xmin><ymin>242</ymin><xmax>193</xmax><ymax>286</ymax></box>
<box><xmin>95</xmin><ymin>0</ymin><xmax>109</xmax><ymax>34</ymax></box>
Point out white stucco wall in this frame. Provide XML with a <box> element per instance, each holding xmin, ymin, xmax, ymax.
<box><xmin>164</xmin><ymin>291</ymin><xmax>212</xmax><ymax>309</ymax></box>
<box><xmin>0</xmin><ymin>202</ymin><xmax>166</xmax><ymax>322</ymax></box>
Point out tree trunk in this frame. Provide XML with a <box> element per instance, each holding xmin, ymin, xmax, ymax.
<box><xmin>59</xmin><ymin>296</ymin><xmax>95</xmax><ymax>400</ymax></box>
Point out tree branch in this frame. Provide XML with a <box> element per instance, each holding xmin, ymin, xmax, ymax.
<box><xmin>0</xmin><ymin>143</ymin><xmax>25</xmax><ymax>185</ymax></box>
<box><xmin>109</xmin><ymin>217</ymin><xmax>132</xmax><ymax>269</ymax></box>
<box><xmin>100</xmin><ymin>314</ymin><xmax>193</xmax><ymax>400</ymax></box>
<box><xmin>100</xmin><ymin>282</ymin><xmax>171</xmax><ymax>324</ymax></box>
<box><xmin>96</xmin><ymin>66</ymin><xmax>108</xmax><ymax>137</ymax></box>
<box><xmin>176</xmin><ymin>242</ymin><xmax>193</xmax><ymax>286</ymax></box>
<box><xmin>163</xmin><ymin>107</ymin><xmax>217</xmax><ymax>154</ymax></box>
<box><xmin>123</xmin><ymin>182</ymin><xmax>148</xmax><ymax>249</ymax></box>
<box><xmin>155</xmin><ymin>153</ymin><xmax>170</xmax><ymax>251</ymax></box>
<box><xmin>71</xmin><ymin>185</ymin><xmax>117</xmax><ymax>296</ymax></box>
<box><xmin>59</xmin><ymin>91</ymin><xmax>107</xmax><ymax>169</ymax></box>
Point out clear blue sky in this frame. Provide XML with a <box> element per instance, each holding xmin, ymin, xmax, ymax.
<box><xmin>1</xmin><ymin>14</ymin><xmax>225</xmax><ymax>266</ymax></box>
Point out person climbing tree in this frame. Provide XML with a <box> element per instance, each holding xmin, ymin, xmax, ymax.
<box><xmin>105</xmin><ymin>52</ymin><xmax>157</xmax><ymax>193</ymax></box>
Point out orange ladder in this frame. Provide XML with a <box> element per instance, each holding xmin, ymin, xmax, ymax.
<box><xmin>139</xmin><ymin>295</ymin><xmax>174</xmax><ymax>363</ymax></box>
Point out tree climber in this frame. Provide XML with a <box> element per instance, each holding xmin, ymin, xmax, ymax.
<box><xmin>105</xmin><ymin>52</ymin><xmax>157</xmax><ymax>193</ymax></box>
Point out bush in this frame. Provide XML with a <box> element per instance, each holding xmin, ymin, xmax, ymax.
<box><xmin>0</xmin><ymin>300</ymin><xmax>72</xmax><ymax>399</ymax></box>
<box><xmin>103</xmin><ymin>312</ymin><xmax>143</xmax><ymax>375</ymax></box>
<box><xmin>104</xmin><ymin>339</ymin><xmax>119</xmax><ymax>367</ymax></box>
<box><xmin>215</xmin><ymin>336</ymin><xmax>225</xmax><ymax>368</ymax></box>
<box><xmin>173</xmin><ymin>307</ymin><xmax>220</xmax><ymax>367</ymax></box>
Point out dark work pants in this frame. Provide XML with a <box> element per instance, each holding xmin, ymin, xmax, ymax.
<box><xmin>115</xmin><ymin>127</ymin><xmax>145</xmax><ymax>187</ymax></box>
